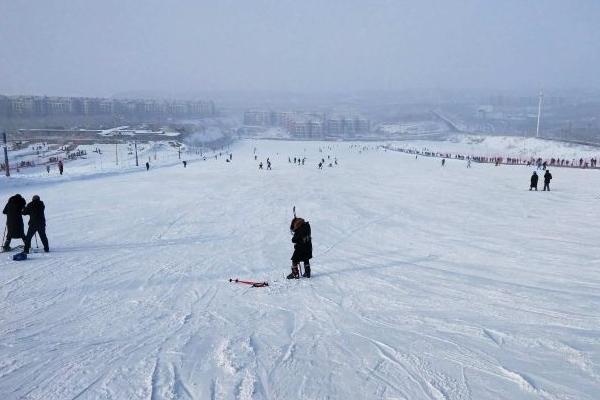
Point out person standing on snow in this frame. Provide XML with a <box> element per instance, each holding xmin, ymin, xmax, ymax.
<box><xmin>287</xmin><ymin>217</ymin><xmax>312</xmax><ymax>279</ymax></box>
<box><xmin>58</xmin><ymin>160</ymin><xmax>64</xmax><ymax>175</ymax></box>
<box><xmin>530</xmin><ymin>171</ymin><xmax>539</xmax><ymax>191</ymax></box>
<box><xmin>543</xmin><ymin>170</ymin><xmax>552</xmax><ymax>191</ymax></box>
<box><xmin>22</xmin><ymin>195</ymin><xmax>49</xmax><ymax>253</ymax></box>
<box><xmin>2</xmin><ymin>194</ymin><xmax>26</xmax><ymax>251</ymax></box>
<box><xmin>145</xmin><ymin>161</ymin><xmax>150</xmax><ymax>171</ymax></box>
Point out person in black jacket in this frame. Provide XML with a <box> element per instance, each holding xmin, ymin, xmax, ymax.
<box><xmin>543</xmin><ymin>170</ymin><xmax>552</xmax><ymax>191</ymax></box>
<box><xmin>2</xmin><ymin>194</ymin><xmax>26</xmax><ymax>251</ymax></box>
<box><xmin>288</xmin><ymin>217</ymin><xmax>312</xmax><ymax>279</ymax></box>
<box><xmin>530</xmin><ymin>171</ymin><xmax>538</xmax><ymax>191</ymax></box>
<box><xmin>22</xmin><ymin>195</ymin><xmax>49</xmax><ymax>253</ymax></box>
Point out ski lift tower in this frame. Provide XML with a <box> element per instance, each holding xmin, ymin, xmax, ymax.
<box><xmin>536</xmin><ymin>89</ymin><xmax>544</xmax><ymax>138</ymax></box>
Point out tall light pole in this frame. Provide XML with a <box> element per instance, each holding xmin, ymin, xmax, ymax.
<box><xmin>134</xmin><ymin>141</ymin><xmax>139</xmax><ymax>166</ymax></box>
<box><xmin>2</xmin><ymin>131</ymin><xmax>9</xmax><ymax>177</ymax></box>
<box><xmin>536</xmin><ymin>89</ymin><xmax>544</xmax><ymax>138</ymax></box>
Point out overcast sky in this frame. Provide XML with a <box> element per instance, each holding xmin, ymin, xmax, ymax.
<box><xmin>1</xmin><ymin>0</ymin><xmax>599</xmax><ymax>97</ymax></box>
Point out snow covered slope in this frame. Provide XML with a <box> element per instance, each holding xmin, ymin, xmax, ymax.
<box><xmin>1</xmin><ymin>140</ymin><xmax>599</xmax><ymax>399</ymax></box>
<box><xmin>392</xmin><ymin>134</ymin><xmax>600</xmax><ymax>160</ymax></box>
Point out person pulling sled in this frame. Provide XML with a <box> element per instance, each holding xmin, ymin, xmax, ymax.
<box><xmin>287</xmin><ymin>216</ymin><xmax>312</xmax><ymax>279</ymax></box>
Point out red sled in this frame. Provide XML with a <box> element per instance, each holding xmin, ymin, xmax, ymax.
<box><xmin>229</xmin><ymin>278</ymin><xmax>269</xmax><ymax>288</ymax></box>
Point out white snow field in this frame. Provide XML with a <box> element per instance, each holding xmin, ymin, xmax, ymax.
<box><xmin>1</xmin><ymin>139</ymin><xmax>599</xmax><ymax>400</ymax></box>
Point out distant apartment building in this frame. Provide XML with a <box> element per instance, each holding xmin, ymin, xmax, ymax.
<box><xmin>324</xmin><ymin>117</ymin><xmax>370</xmax><ymax>137</ymax></box>
<box><xmin>290</xmin><ymin>119</ymin><xmax>323</xmax><ymax>138</ymax></box>
<box><xmin>270</xmin><ymin>111</ymin><xmax>296</xmax><ymax>130</ymax></box>
<box><xmin>244</xmin><ymin>111</ymin><xmax>271</xmax><ymax>126</ymax></box>
<box><xmin>99</xmin><ymin>99</ymin><xmax>114</xmax><ymax>114</ymax></box>
<box><xmin>354</xmin><ymin>118</ymin><xmax>370</xmax><ymax>134</ymax></box>
<box><xmin>8</xmin><ymin>96</ymin><xmax>35</xmax><ymax>116</ymax></box>
<box><xmin>243</xmin><ymin>109</ymin><xmax>370</xmax><ymax>138</ymax></box>
<box><xmin>83</xmin><ymin>98</ymin><xmax>100</xmax><ymax>115</ymax></box>
<box><xmin>0</xmin><ymin>95</ymin><xmax>217</xmax><ymax>119</ymax></box>
<box><xmin>325</xmin><ymin>118</ymin><xmax>343</xmax><ymax>136</ymax></box>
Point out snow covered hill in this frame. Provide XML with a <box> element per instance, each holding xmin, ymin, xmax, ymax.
<box><xmin>390</xmin><ymin>134</ymin><xmax>600</xmax><ymax>160</ymax></box>
<box><xmin>1</xmin><ymin>140</ymin><xmax>599</xmax><ymax>399</ymax></box>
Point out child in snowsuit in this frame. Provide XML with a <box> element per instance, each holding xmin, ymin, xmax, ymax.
<box><xmin>288</xmin><ymin>217</ymin><xmax>312</xmax><ymax>279</ymax></box>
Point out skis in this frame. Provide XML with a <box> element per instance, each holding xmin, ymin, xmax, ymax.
<box><xmin>229</xmin><ymin>278</ymin><xmax>269</xmax><ymax>288</ymax></box>
<box><xmin>1</xmin><ymin>245</ymin><xmax>24</xmax><ymax>253</ymax></box>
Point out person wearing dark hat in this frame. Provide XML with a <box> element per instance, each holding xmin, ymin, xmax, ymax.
<box><xmin>530</xmin><ymin>171</ymin><xmax>538</xmax><ymax>191</ymax></box>
<box><xmin>22</xmin><ymin>195</ymin><xmax>49</xmax><ymax>253</ymax></box>
<box><xmin>2</xmin><ymin>194</ymin><xmax>26</xmax><ymax>251</ymax></box>
<box><xmin>543</xmin><ymin>170</ymin><xmax>552</xmax><ymax>191</ymax></box>
<box><xmin>288</xmin><ymin>217</ymin><xmax>312</xmax><ymax>279</ymax></box>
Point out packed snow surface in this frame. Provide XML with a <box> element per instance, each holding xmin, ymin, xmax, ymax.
<box><xmin>1</xmin><ymin>140</ymin><xmax>599</xmax><ymax>399</ymax></box>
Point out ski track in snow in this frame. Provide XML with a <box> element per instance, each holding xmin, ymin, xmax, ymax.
<box><xmin>1</xmin><ymin>139</ymin><xmax>600</xmax><ymax>399</ymax></box>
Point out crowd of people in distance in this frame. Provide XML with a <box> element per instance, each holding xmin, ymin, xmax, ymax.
<box><xmin>384</xmin><ymin>145</ymin><xmax>599</xmax><ymax>170</ymax></box>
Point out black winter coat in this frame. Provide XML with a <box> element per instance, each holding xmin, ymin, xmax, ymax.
<box><xmin>3</xmin><ymin>195</ymin><xmax>26</xmax><ymax>237</ymax></box>
<box><xmin>22</xmin><ymin>199</ymin><xmax>46</xmax><ymax>228</ymax></box>
<box><xmin>291</xmin><ymin>221</ymin><xmax>312</xmax><ymax>262</ymax></box>
<box><xmin>530</xmin><ymin>174</ymin><xmax>538</xmax><ymax>186</ymax></box>
<box><xmin>544</xmin><ymin>172</ymin><xmax>552</xmax><ymax>183</ymax></box>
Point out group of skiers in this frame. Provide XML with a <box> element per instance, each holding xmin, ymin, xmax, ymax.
<box><xmin>2</xmin><ymin>142</ymin><xmax>562</xmax><ymax>277</ymax></box>
<box><xmin>289</xmin><ymin>157</ymin><xmax>306</xmax><ymax>165</ymax></box>
<box><xmin>2</xmin><ymin>194</ymin><xmax>49</xmax><ymax>253</ymax></box>
<box><xmin>530</xmin><ymin>170</ymin><xmax>553</xmax><ymax>191</ymax></box>
<box><xmin>44</xmin><ymin>160</ymin><xmax>64</xmax><ymax>175</ymax></box>
<box><xmin>258</xmin><ymin>158</ymin><xmax>272</xmax><ymax>170</ymax></box>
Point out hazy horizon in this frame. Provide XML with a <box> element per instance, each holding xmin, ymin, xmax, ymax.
<box><xmin>2</xmin><ymin>0</ymin><xmax>599</xmax><ymax>97</ymax></box>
